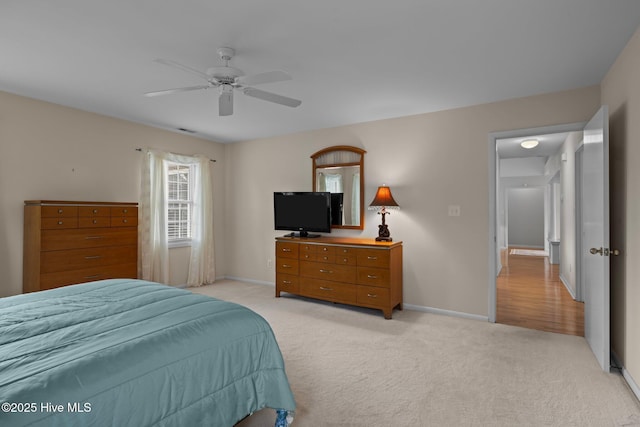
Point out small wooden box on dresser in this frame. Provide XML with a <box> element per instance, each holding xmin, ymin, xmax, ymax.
<box><xmin>275</xmin><ymin>236</ymin><xmax>403</xmax><ymax>319</ymax></box>
<box><xmin>23</xmin><ymin>200</ymin><xmax>138</xmax><ymax>293</ymax></box>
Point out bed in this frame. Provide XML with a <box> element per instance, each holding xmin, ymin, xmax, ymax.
<box><xmin>0</xmin><ymin>279</ymin><xmax>295</xmax><ymax>426</ymax></box>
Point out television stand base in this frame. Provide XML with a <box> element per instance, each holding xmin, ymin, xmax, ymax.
<box><xmin>284</xmin><ymin>232</ymin><xmax>321</xmax><ymax>238</ymax></box>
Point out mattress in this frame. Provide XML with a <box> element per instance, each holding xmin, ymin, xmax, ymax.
<box><xmin>0</xmin><ymin>279</ymin><xmax>295</xmax><ymax>426</ymax></box>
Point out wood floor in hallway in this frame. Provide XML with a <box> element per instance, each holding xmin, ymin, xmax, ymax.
<box><xmin>496</xmin><ymin>247</ymin><xmax>584</xmax><ymax>336</ymax></box>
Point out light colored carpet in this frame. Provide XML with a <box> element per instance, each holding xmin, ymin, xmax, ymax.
<box><xmin>510</xmin><ymin>249</ymin><xmax>549</xmax><ymax>257</ymax></box>
<box><xmin>190</xmin><ymin>280</ymin><xmax>640</xmax><ymax>427</ymax></box>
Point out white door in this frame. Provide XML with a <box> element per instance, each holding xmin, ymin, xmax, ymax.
<box><xmin>581</xmin><ymin>106</ymin><xmax>610</xmax><ymax>371</ymax></box>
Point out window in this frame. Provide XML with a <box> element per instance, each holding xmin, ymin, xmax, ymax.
<box><xmin>167</xmin><ymin>162</ymin><xmax>194</xmax><ymax>246</ymax></box>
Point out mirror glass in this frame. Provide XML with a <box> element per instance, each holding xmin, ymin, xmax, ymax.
<box><xmin>311</xmin><ymin>146</ymin><xmax>365</xmax><ymax>230</ymax></box>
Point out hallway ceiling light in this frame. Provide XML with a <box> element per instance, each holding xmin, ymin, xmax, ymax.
<box><xmin>521</xmin><ymin>139</ymin><xmax>539</xmax><ymax>149</ymax></box>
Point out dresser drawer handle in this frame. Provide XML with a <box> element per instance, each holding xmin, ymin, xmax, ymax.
<box><xmin>93</xmin><ymin>219</ymin><xmax>98</xmax><ymax>224</ymax></box>
<box><xmin>343</xmin><ymin>258</ymin><xmax>348</xmax><ymax>262</ymax></box>
<box><xmin>122</xmin><ymin>219</ymin><xmax>128</xmax><ymax>223</ymax></box>
<box><xmin>84</xmin><ymin>255</ymin><xmax>102</xmax><ymax>260</ymax></box>
<box><xmin>282</xmin><ymin>264</ymin><xmax>292</xmax><ymax>268</ymax></box>
<box><xmin>85</xmin><ymin>236</ymin><xmax>103</xmax><ymax>240</ymax></box>
<box><xmin>57</xmin><ymin>221</ymin><xmax>64</xmax><ymax>225</ymax></box>
<box><xmin>92</xmin><ymin>209</ymin><xmax>98</xmax><ymax>214</ymax></box>
<box><xmin>322</xmin><ymin>247</ymin><xmax>328</xmax><ymax>251</ymax></box>
<box><xmin>367</xmin><ymin>256</ymin><xmax>378</xmax><ymax>260</ymax></box>
<box><xmin>282</xmin><ymin>280</ymin><xmax>292</xmax><ymax>284</ymax></box>
<box><xmin>367</xmin><ymin>274</ymin><xmax>378</xmax><ymax>279</ymax></box>
<box><xmin>319</xmin><ymin>286</ymin><xmax>333</xmax><ymax>291</ymax></box>
<box><xmin>123</xmin><ymin>209</ymin><xmax>128</xmax><ymax>213</ymax></box>
<box><xmin>84</xmin><ymin>274</ymin><xmax>101</xmax><ymax>279</ymax></box>
<box><xmin>282</xmin><ymin>248</ymin><xmax>292</xmax><ymax>252</ymax></box>
<box><xmin>322</xmin><ymin>256</ymin><xmax>329</xmax><ymax>260</ymax></box>
<box><xmin>367</xmin><ymin>293</ymin><xmax>378</xmax><ymax>298</ymax></box>
<box><xmin>304</xmin><ymin>255</ymin><xmax>310</xmax><ymax>258</ymax></box>
<box><xmin>319</xmin><ymin>269</ymin><xmax>333</xmax><ymax>274</ymax></box>
<box><xmin>57</xmin><ymin>209</ymin><xmax>63</xmax><ymax>214</ymax></box>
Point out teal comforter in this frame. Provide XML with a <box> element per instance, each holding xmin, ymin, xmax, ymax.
<box><xmin>0</xmin><ymin>279</ymin><xmax>295</xmax><ymax>426</ymax></box>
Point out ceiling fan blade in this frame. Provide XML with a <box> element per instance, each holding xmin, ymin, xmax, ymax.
<box><xmin>237</xmin><ymin>70</ymin><xmax>291</xmax><ymax>86</ymax></box>
<box><xmin>219</xmin><ymin>89</ymin><xmax>233</xmax><ymax>116</ymax></box>
<box><xmin>144</xmin><ymin>85</ymin><xmax>210</xmax><ymax>97</ymax></box>
<box><xmin>243</xmin><ymin>87</ymin><xmax>301</xmax><ymax>108</ymax></box>
<box><xmin>153</xmin><ymin>58</ymin><xmax>209</xmax><ymax>80</ymax></box>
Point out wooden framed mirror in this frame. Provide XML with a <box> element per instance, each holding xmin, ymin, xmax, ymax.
<box><xmin>311</xmin><ymin>145</ymin><xmax>366</xmax><ymax>230</ymax></box>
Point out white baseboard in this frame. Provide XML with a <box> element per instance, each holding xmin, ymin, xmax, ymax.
<box><xmin>508</xmin><ymin>244</ymin><xmax>545</xmax><ymax>249</ymax></box>
<box><xmin>611</xmin><ymin>351</ymin><xmax>640</xmax><ymax>402</ymax></box>
<box><xmin>559</xmin><ymin>273</ymin><xmax>577</xmax><ymax>300</ymax></box>
<box><xmin>224</xmin><ymin>276</ymin><xmax>275</xmax><ymax>287</ymax></box>
<box><xmin>404</xmin><ymin>303</ymin><xmax>489</xmax><ymax>322</ymax></box>
<box><xmin>224</xmin><ymin>276</ymin><xmax>488</xmax><ymax>322</ymax></box>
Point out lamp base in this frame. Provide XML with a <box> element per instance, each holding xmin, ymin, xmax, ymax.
<box><xmin>375</xmin><ymin>236</ymin><xmax>393</xmax><ymax>242</ymax></box>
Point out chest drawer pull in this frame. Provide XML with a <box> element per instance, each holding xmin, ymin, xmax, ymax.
<box><xmin>367</xmin><ymin>256</ymin><xmax>378</xmax><ymax>260</ymax></box>
<box><xmin>367</xmin><ymin>274</ymin><xmax>378</xmax><ymax>279</ymax></box>
<box><xmin>84</xmin><ymin>255</ymin><xmax>102</xmax><ymax>260</ymax></box>
<box><xmin>282</xmin><ymin>280</ymin><xmax>292</xmax><ymax>284</ymax></box>
<box><xmin>58</xmin><ymin>209</ymin><xmax>63</xmax><ymax>214</ymax></box>
<box><xmin>282</xmin><ymin>264</ymin><xmax>292</xmax><ymax>268</ymax></box>
<box><xmin>57</xmin><ymin>221</ymin><xmax>63</xmax><ymax>225</ymax></box>
<box><xmin>319</xmin><ymin>269</ymin><xmax>333</xmax><ymax>274</ymax></box>
<box><xmin>322</xmin><ymin>256</ymin><xmax>329</xmax><ymax>260</ymax></box>
<box><xmin>319</xmin><ymin>286</ymin><xmax>333</xmax><ymax>291</ymax></box>
<box><xmin>282</xmin><ymin>248</ymin><xmax>292</xmax><ymax>252</ymax></box>
<box><xmin>93</xmin><ymin>209</ymin><xmax>98</xmax><ymax>214</ymax></box>
<box><xmin>85</xmin><ymin>236</ymin><xmax>103</xmax><ymax>240</ymax></box>
<box><xmin>367</xmin><ymin>293</ymin><xmax>378</xmax><ymax>298</ymax></box>
<box><xmin>322</xmin><ymin>247</ymin><xmax>328</xmax><ymax>251</ymax></box>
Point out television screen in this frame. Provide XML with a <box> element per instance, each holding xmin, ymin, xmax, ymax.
<box><xmin>274</xmin><ymin>192</ymin><xmax>331</xmax><ymax>237</ymax></box>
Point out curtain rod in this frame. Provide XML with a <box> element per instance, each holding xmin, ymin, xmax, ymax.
<box><xmin>135</xmin><ymin>148</ymin><xmax>216</xmax><ymax>162</ymax></box>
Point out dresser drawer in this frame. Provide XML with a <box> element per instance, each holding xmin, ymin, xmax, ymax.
<box><xmin>40</xmin><ymin>245</ymin><xmax>137</xmax><ymax>273</ymax></box>
<box><xmin>111</xmin><ymin>206</ymin><xmax>137</xmax><ymax>217</ymax></box>
<box><xmin>357</xmin><ymin>249</ymin><xmax>390</xmax><ymax>267</ymax></box>
<box><xmin>41</xmin><ymin>217</ymin><xmax>78</xmax><ymax>230</ymax></box>
<box><xmin>111</xmin><ymin>216</ymin><xmax>137</xmax><ymax>227</ymax></box>
<box><xmin>300</xmin><ymin>278</ymin><xmax>357</xmax><ymax>304</ymax></box>
<box><xmin>300</xmin><ymin>261</ymin><xmax>356</xmax><ymax>283</ymax></box>
<box><xmin>276</xmin><ymin>273</ymin><xmax>300</xmax><ymax>294</ymax></box>
<box><xmin>276</xmin><ymin>257</ymin><xmax>299</xmax><ymax>275</ymax></box>
<box><xmin>40</xmin><ymin>262</ymin><xmax>137</xmax><ymax>290</ymax></box>
<box><xmin>41</xmin><ymin>228</ymin><xmax>137</xmax><ymax>251</ymax></box>
<box><xmin>78</xmin><ymin>206</ymin><xmax>110</xmax><ymax>217</ymax></box>
<box><xmin>357</xmin><ymin>267</ymin><xmax>390</xmax><ymax>288</ymax></box>
<box><xmin>79</xmin><ymin>216</ymin><xmax>111</xmax><ymax>228</ymax></box>
<box><xmin>356</xmin><ymin>285</ymin><xmax>390</xmax><ymax>308</ymax></box>
<box><xmin>276</xmin><ymin>242</ymin><xmax>299</xmax><ymax>259</ymax></box>
<box><xmin>335</xmin><ymin>254</ymin><xmax>357</xmax><ymax>265</ymax></box>
<box><xmin>41</xmin><ymin>206</ymin><xmax>78</xmax><ymax>218</ymax></box>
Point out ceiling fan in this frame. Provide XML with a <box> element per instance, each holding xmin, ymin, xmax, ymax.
<box><xmin>144</xmin><ymin>47</ymin><xmax>302</xmax><ymax>116</ymax></box>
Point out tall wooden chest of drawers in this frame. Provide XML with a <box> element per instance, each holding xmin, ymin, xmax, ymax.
<box><xmin>275</xmin><ymin>236</ymin><xmax>402</xmax><ymax>319</ymax></box>
<box><xmin>23</xmin><ymin>200</ymin><xmax>138</xmax><ymax>293</ymax></box>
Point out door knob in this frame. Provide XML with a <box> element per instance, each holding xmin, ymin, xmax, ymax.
<box><xmin>610</xmin><ymin>249</ymin><xmax>621</xmax><ymax>256</ymax></box>
<box><xmin>590</xmin><ymin>247</ymin><xmax>603</xmax><ymax>255</ymax></box>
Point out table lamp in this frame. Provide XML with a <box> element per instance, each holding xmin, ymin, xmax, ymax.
<box><xmin>368</xmin><ymin>185</ymin><xmax>400</xmax><ymax>241</ymax></box>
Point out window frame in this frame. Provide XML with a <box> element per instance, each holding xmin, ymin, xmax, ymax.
<box><xmin>166</xmin><ymin>161</ymin><xmax>195</xmax><ymax>248</ymax></box>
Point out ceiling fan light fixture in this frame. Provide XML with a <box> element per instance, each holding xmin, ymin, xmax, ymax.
<box><xmin>521</xmin><ymin>139</ymin><xmax>539</xmax><ymax>149</ymax></box>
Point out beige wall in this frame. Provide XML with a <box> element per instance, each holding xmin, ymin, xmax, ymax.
<box><xmin>0</xmin><ymin>91</ymin><xmax>227</xmax><ymax>296</ymax></box>
<box><xmin>225</xmin><ymin>86</ymin><xmax>600</xmax><ymax>317</ymax></box>
<box><xmin>601</xmin><ymin>26</ymin><xmax>640</xmax><ymax>387</ymax></box>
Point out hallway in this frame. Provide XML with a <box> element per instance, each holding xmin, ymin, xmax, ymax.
<box><xmin>496</xmin><ymin>248</ymin><xmax>584</xmax><ymax>336</ymax></box>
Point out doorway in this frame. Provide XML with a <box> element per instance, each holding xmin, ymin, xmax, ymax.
<box><xmin>488</xmin><ymin>122</ymin><xmax>587</xmax><ymax>330</ymax></box>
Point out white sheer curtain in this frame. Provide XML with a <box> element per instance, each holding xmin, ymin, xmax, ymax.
<box><xmin>351</xmin><ymin>172</ymin><xmax>360</xmax><ymax>226</ymax></box>
<box><xmin>139</xmin><ymin>149</ymin><xmax>215</xmax><ymax>286</ymax></box>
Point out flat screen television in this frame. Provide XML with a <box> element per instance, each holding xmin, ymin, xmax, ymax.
<box><xmin>274</xmin><ymin>192</ymin><xmax>331</xmax><ymax>237</ymax></box>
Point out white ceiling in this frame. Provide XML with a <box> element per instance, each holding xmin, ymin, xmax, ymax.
<box><xmin>497</xmin><ymin>132</ymin><xmax>569</xmax><ymax>159</ymax></box>
<box><xmin>2</xmin><ymin>1</ymin><xmax>640</xmax><ymax>143</ymax></box>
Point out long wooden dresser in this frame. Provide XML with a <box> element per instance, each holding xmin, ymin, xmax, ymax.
<box><xmin>23</xmin><ymin>200</ymin><xmax>138</xmax><ymax>293</ymax></box>
<box><xmin>275</xmin><ymin>236</ymin><xmax>403</xmax><ymax>319</ymax></box>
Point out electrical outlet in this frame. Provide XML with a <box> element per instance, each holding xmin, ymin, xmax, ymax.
<box><xmin>267</xmin><ymin>259</ymin><xmax>273</xmax><ymax>269</ymax></box>
<box><xmin>448</xmin><ymin>205</ymin><xmax>461</xmax><ymax>217</ymax></box>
